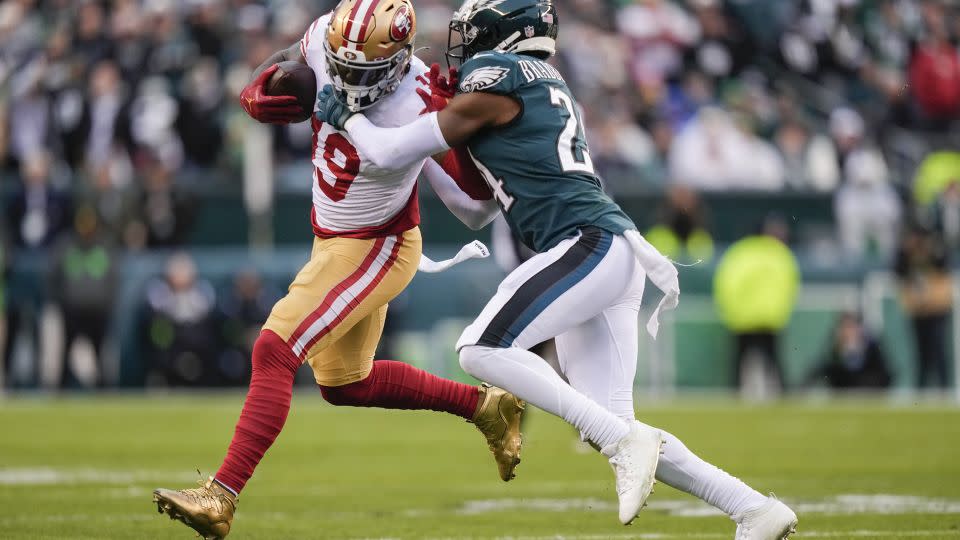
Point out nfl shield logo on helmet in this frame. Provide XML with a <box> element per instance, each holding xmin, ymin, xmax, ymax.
<box><xmin>524</xmin><ymin>25</ymin><xmax>535</xmax><ymax>38</ymax></box>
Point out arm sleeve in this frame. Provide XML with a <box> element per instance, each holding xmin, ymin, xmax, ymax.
<box><xmin>422</xmin><ymin>159</ymin><xmax>499</xmax><ymax>230</ymax></box>
<box><xmin>441</xmin><ymin>146</ymin><xmax>493</xmax><ymax>200</ymax></box>
<box><xmin>343</xmin><ymin>112</ymin><xmax>450</xmax><ymax>170</ymax></box>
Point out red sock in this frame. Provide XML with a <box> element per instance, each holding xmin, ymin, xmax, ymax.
<box><xmin>215</xmin><ymin>330</ymin><xmax>301</xmax><ymax>495</ymax></box>
<box><xmin>318</xmin><ymin>360</ymin><xmax>479</xmax><ymax>420</ymax></box>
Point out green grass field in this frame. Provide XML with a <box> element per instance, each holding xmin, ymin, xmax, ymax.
<box><xmin>1</xmin><ymin>395</ymin><xmax>959</xmax><ymax>539</ymax></box>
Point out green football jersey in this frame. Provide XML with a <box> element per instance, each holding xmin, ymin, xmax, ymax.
<box><xmin>458</xmin><ymin>51</ymin><xmax>635</xmax><ymax>252</ymax></box>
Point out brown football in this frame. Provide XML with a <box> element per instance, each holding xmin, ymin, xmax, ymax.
<box><xmin>265</xmin><ymin>60</ymin><xmax>317</xmax><ymax>123</ymax></box>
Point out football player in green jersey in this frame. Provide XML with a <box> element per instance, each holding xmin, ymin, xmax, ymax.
<box><xmin>317</xmin><ymin>0</ymin><xmax>797</xmax><ymax>536</ymax></box>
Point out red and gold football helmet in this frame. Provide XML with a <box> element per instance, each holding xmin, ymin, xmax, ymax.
<box><xmin>324</xmin><ymin>0</ymin><xmax>417</xmax><ymax>111</ymax></box>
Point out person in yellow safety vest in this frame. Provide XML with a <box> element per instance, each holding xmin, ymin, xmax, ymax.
<box><xmin>646</xmin><ymin>186</ymin><xmax>715</xmax><ymax>263</ymax></box>
<box><xmin>913</xmin><ymin>151</ymin><xmax>960</xmax><ymax>207</ymax></box>
<box><xmin>714</xmin><ymin>217</ymin><xmax>800</xmax><ymax>393</ymax></box>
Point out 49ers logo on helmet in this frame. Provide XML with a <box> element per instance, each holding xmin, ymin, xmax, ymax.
<box><xmin>390</xmin><ymin>4</ymin><xmax>412</xmax><ymax>42</ymax></box>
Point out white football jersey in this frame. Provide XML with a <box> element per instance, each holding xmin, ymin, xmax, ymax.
<box><xmin>300</xmin><ymin>13</ymin><xmax>430</xmax><ymax>237</ymax></box>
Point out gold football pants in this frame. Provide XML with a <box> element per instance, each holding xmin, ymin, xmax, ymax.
<box><xmin>263</xmin><ymin>227</ymin><xmax>421</xmax><ymax>386</ymax></box>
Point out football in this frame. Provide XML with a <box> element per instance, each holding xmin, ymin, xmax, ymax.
<box><xmin>265</xmin><ymin>60</ymin><xmax>317</xmax><ymax>123</ymax></box>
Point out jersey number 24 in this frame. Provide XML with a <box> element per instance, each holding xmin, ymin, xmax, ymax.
<box><xmin>549</xmin><ymin>86</ymin><xmax>595</xmax><ymax>175</ymax></box>
<box><xmin>474</xmin><ymin>86</ymin><xmax>598</xmax><ymax>213</ymax></box>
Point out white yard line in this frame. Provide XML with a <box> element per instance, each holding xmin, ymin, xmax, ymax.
<box><xmin>450</xmin><ymin>494</ymin><xmax>960</xmax><ymax>517</ymax></box>
<box><xmin>0</xmin><ymin>467</ymin><xmax>195</xmax><ymax>486</ymax></box>
<box><xmin>418</xmin><ymin>533</ymin><xmax>959</xmax><ymax>540</ymax></box>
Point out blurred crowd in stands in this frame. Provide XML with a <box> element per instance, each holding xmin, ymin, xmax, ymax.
<box><xmin>1</xmin><ymin>0</ymin><xmax>957</xmax><ymax>391</ymax></box>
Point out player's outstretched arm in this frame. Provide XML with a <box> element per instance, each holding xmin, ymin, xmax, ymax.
<box><xmin>317</xmin><ymin>87</ymin><xmax>520</xmax><ymax>170</ymax></box>
<box><xmin>422</xmin><ymin>159</ymin><xmax>499</xmax><ymax>230</ymax></box>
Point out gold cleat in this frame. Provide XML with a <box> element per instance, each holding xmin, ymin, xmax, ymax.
<box><xmin>470</xmin><ymin>383</ymin><xmax>525</xmax><ymax>481</ymax></box>
<box><xmin>153</xmin><ymin>475</ymin><xmax>236</xmax><ymax>540</ymax></box>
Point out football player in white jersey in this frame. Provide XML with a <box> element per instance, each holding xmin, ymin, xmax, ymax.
<box><xmin>152</xmin><ymin>2</ymin><xmax>518</xmax><ymax>538</ymax></box>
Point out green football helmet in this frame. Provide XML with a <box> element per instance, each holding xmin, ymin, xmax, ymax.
<box><xmin>447</xmin><ymin>0</ymin><xmax>559</xmax><ymax>66</ymax></box>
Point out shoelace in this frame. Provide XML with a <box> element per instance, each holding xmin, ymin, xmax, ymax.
<box><xmin>178</xmin><ymin>476</ymin><xmax>230</xmax><ymax>513</ymax></box>
<box><xmin>181</xmin><ymin>487</ymin><xmax>225</xmax><ymax>512</ymax></box>
<box><xmin>610</xmin><ymin>449</ymin><xmax>636</xmax><ymax>495</ymax></box>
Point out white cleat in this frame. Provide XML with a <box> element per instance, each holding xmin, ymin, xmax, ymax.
<box><xmin>735</xmin><ymin>495</ymin><xmax>798</xmax><ymax>540</ymax></box>
<box><xmin>602</xmin><ymin>421</ymin><xmax>663</xmax><ymax>525</ymax></box>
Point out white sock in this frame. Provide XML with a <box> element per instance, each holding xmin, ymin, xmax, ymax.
<box><xmin>656</xmin><ymin>430</ymin><xmax>768</xmax><ymax>521</ymax></box>
<box><xmin>460</xmin><ymin>345</ymin><xmax>630</xmax><ymax>449</ymax></box>
<box><xmin>213</xmin><ymin>478</ymin><xmax>239</xmax><ymax>497</ymax></box>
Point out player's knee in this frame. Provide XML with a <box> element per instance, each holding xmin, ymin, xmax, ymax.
<box><xmin>317</xmin><ymin>375</ymin><xmax>373</xmax><ymax>406</ymax></box>
<box><xmin>318</xmin><ymin>384</ymin><xmax>350</xmax><ymax>406</ymax></box>
<box><xmin>459</xmin><ymin>345</ymin><xmax>495</xmax><ymax>378</ymax></box>
<box><xmin>252</xmin><ymin>330</ymin><xmax>300</xmax><ymax>374</ymax></box>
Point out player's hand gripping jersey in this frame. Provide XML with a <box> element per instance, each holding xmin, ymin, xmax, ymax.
<box><xmin>301</xmin><ymin>14</ymin><xmax>431</xmax><ymax>238</ymax></box>
<box><xmin>456</xmin><ymin>51</ymin><xmax>635</xmax><ymax>253</ymax></box>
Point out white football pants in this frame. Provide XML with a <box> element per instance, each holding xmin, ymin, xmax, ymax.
<box><xmin>458</xmin><ymin>227</ymin><xmax>767</xmax><ymax>520</ymax></box>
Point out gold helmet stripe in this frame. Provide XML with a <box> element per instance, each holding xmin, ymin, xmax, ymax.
<box><xmin>344</xmin><ymin>0</ymin><xmax>379</xmax><ymax>50</ymax></box>
<box><xmin>341</xmin><ymin>0</ymin><xmax>365</xmax><ymax>49</ymax></box>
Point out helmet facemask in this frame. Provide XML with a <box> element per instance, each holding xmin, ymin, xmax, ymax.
<box><xmin>324</xmin><ymin>41</ymin><xmax>413</xmax><ymax>112</ymax></box>
<box><xmin>446</xmin><ymin>19</ymin><xmax>479</xmax><ymax>67</ymax></box>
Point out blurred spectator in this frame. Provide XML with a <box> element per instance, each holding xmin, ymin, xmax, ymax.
<box><xmin>776</xmin><ymin>0</ymin><xmax>869</xmax><ymax>84</ymax></box>
<box><xmin>907</xmin><ymin>0</ymin><xmax>960</xmax><ymax>126</ymax></box>
<box><xmin>143</xmin><ymin>252</ymin><xmax>217</xmax><ymax>386</ymax></box>
<box><xmin>616</xmin><ymin>0</ymin><xmax>700</xmax><ymax>99</ymax></box>
<box><xmin>862</xmin><ymin>0</ymin><xmax>914</xmax><ymax>102</ymax></box>
<box><xmin>81</xmin><ymin>60</ymin><xmax>132</xmax><ymax>181</ymax></box>
<box><xmin>807</xmin><ymin>312</ymin><xmax>892</xmax><ymax>390</ymax></box>
<box><xmin>215</xmin><ymin>269</ymin><xmax>278</xmax><ymax>386</ymax></box>
<box><xmin>683</xmin><ymin>0</ymin><xmax>751</xmax><ymax>84</ymax></box>
<box><xmin>176</xmin><ymin>57</ymin><xmax>224</xmax><ymax>167</ymax></box>
<box><xmin>48</xmin><ymin>205</ymin><xmax>117</xmax><ymax>389</ymax></box>
<box><xmin>6</xmin><ymin>47</ymin><xmax>51</xmax><ymax>168</ymax></box>
<box><xmin>830</xmin><ymin>107</ymin><xmax>890</xmax><ymax>185</ymax></box>
<box><xmin>135</xmin><ymin>162</ymin><xmax>195</xmax><ymax>247</ymax></box>
<box><xmin>74</xmin><ymin>1</ymin><xmax>112</xmax><ymax>67</ymax></box>
<box><xmin>6</xmin><ymin>151</ymin><xmax>72</xmax><ymax>249</ymax></box>
<box><xmin>669</xmin><ymin>107</ymin><xmax>784</xmax><ymax>190</ymax></box>
<box><xmin>894</xmin><ymin>222</ymin><xmax>953</xmax><ymax>389</ymax></box>
<box><xmin>128</xmin><ymin>76</ymin><xmax>183</xmax><ymax>171</ymax></box>
<box><xmin>645</xmin><ymin>186</ymin><xmax>714</xmax><ymax>263</ymax></box>
<box><xmin>831</xmin><ymin>107</ymin><xmax>901</xmax><ymax>258</ymax></box>
<box><xmin>774</xmin><ymin>118</ymin><xmax>840</xmax><ymax>191</ymax></box>
<box><xmin>638</xmin><ymin>115</ymin><xmax>675</xmax><ymax>186</ymax></box>
<box><xmin>588</xmin><ymin>105</ymin><xmax>657</xmax><ymax>190</ymax></box>
<box><xmin>714</xmin><ymin>216</ymin><xmax>799</xmax><ymax>397</ymax></box>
